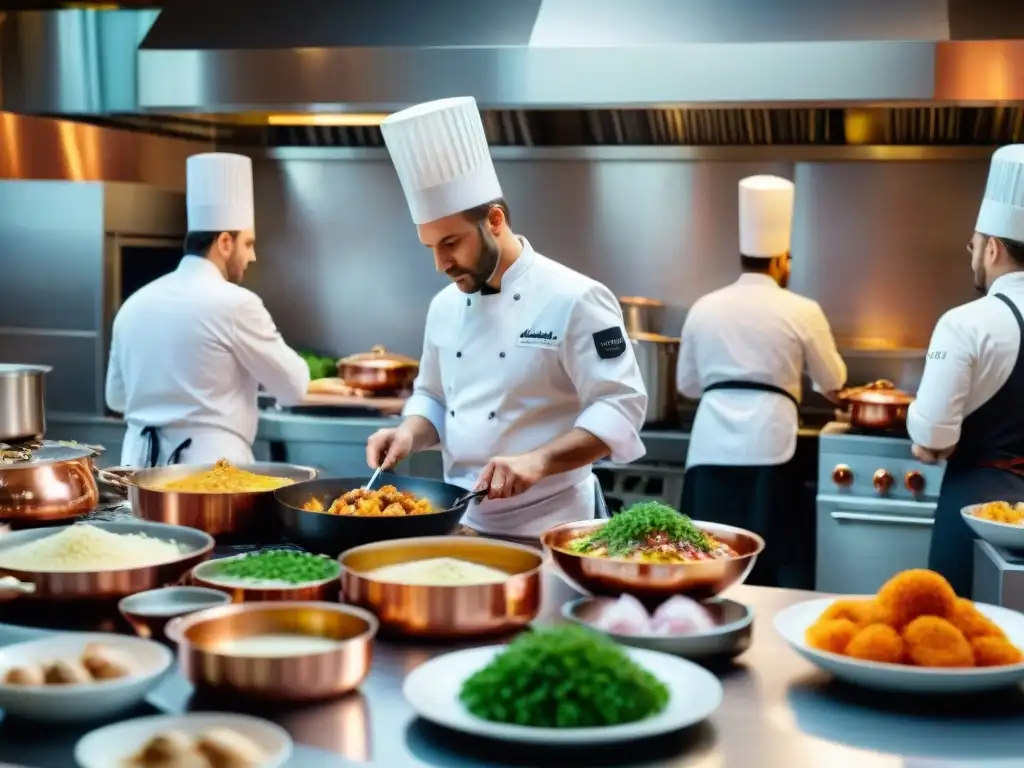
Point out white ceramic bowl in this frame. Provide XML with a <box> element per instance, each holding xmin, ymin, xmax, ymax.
<box><xmin>75</xmin><ymin>712</ymin><xmax>293</xmax><ymax>768</ymax></box>
<box><xmin>961</xmin><ymin>503</ymin><xmax>1024</xmax><ymax>549</ymax></box>
<box><xmin>774</xmin><ymin>596</ymin><xmax>1024</xmax><ymax>694</ymax></box>
<box><xmin>0</xmin><ymin>633</ymin><xmax>172</xmax><ymax>722</ymax></box>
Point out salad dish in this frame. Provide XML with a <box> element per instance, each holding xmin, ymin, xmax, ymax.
<box><xmin>542</xmin><ymin>502</ymin><xmax>763</xmax><ymax>603</ymax></box>
<box><xmin>402</xmin><ymin>624</ymin><xmax>723</xmax><ymax>745</ymax></box>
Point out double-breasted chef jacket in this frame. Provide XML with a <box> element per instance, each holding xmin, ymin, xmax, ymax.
<box><xmin>106</xmin><ymin>255</ymin><xmax>310</xmax><ymax>467</ymax></box>
<box><xmin>402</xmin><ymin>237</ymin><xmax>648</xmax><ymax>537</ymax></box>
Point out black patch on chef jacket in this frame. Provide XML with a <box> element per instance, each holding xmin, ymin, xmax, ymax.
<box><xmin>592</xmin><ymin>327</ymin><xmax>627</xmax><ymax>359</ymax></box>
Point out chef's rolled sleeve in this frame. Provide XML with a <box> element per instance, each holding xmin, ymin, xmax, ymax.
<box><xmin>104</xmin><ymin>323</ymin><xmax>127</xmax><ymax>413</ymax></box>
<box><xmin>401</xmin><ymin>311</ymin><xmax>447</xmax><ymax>441</ymax></box>
<box><xmin>231</xmin><ymin>293</ymin><xmax>310</xmax><ymax>406</ymax></box>
<box><xmin>802</xmin><ymin>302</ymin><xmax>847</xmax><ymax>395</ymax></box>
<box><xmin>564</xmin><ymin>285</ymin><xmax>648</xmax><ymax>464</ymax></box>
<box><xmin>675</xmin><ymin>317</ymin><xmax>702</xmax><ymax>399</ymax></box>
<box><xmin>907</xmin><ymin>311</ymin><xmax>974</xmax><ymax>451</ymax></box>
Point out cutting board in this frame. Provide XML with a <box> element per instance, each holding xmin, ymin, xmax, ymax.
<box><xmin>302</xmin><ymin>378</ymin><xmax>408</xmax><ymax>415</ymax></box>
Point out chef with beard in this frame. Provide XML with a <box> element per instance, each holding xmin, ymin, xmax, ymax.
<box><xmin>366</xmin><ymin>96</ymin><xmax>647</xmax><ymax>541</ymax></box>
<box><xmin>675</xmin><ymin>174</ymin><xmax>846</xmax><ymax>586</ymax></box>
<box><xmin>105</xmin><ymin>152</ymin><xmax>309</xmax><ymax>466</ymax></box>
<box><xmin>909</xmin><ymin>144</ymin><xmax>1024</xmax><ymax>597</ymax></box>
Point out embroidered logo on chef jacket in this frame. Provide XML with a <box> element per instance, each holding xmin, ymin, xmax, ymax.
<box><xmin>517</xmin><ymin>328</ymin><xmax>561</xmax><ymax>349</ymax></box>
<box><xmin>592</xmin><ymin>327</ymin><xmax>627</xmax><ymax>359</ymax></box>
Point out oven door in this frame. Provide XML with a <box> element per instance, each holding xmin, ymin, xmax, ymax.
<box><xmin>816</xmin><ymin>495</ymin><xmax>935</xmax><ymax>595</ymax></box>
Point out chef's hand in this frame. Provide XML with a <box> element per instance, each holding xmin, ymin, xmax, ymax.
<box><xmin>911</xmin><ymin>444</ymin><xmax>954</xmax><ymax>464</ymax></box>
<box><xmin>475</xmin><ymin>452</ymin><xmax>550</xmax><ymax>500</ymax></box>
<box><xmin>366</xmin><ymin>426</ymin><xmax>414</xmax><ymax>471</ymax></box>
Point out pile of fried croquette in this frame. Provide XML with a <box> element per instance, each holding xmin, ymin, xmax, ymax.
<box><xmin>805</xmin><ymin>569</ymin><xmax>1023</xmax><ymax>667</ymax></box>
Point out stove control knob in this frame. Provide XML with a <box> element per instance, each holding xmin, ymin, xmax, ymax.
<box><xmin>832</xmin><ymin>464</ymin><xmax>854</xmax><ymax>487</ymax></box>
<box><xmin>905</xmin><ymin>470</ymin><xmax>926</xmax><ymax>494</ymax></box>
<box><xmin>873</xmin><ymin>469</ymin><xmax>894</xmax><ymax>494</ymax></box>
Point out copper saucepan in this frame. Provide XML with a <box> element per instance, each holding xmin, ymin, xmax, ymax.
<box><xmin>336</xmin><ymin>345</ymin><xmax>419</xmax><ymax>393</ymax></box>
<box><xmin>96</xmin><ymin>462</ymin><xmax>319</xmax><ymax>538</ymax></box>
<box><xmin>837</xmin><ymin>379</ymin><xmax>915</xmax><ymax>431</ymax></box>
<box><xmin>0</xmin><ymin>441</ymin><xmax>101</xmax><ymax>523</ymax></box>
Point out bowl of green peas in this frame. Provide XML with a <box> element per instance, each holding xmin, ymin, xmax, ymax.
<box><xmin>191</xmin><ymin>549</ymin><xmax>341</xmax><ymax>603</ymax></box>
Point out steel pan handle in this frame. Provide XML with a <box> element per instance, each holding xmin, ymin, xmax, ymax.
<box><xmin>450</xmin><ymin>488</ymin><xmax>489</xmax><ymax>510</ymax></box>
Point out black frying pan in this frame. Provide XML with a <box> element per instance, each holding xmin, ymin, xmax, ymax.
<box><xmin>274</xmin><ymin>473</ymin><xmax>484</xmax><ymax>556</ymax></box>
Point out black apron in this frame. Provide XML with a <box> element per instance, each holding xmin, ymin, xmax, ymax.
<box><xmin>681</xmin><ymin>380</ymin><xmax>801</xmax><ymax>588</ymax></box>
<box><xmin>139</xmin><ymin>426</ymin><xmax>192</xmax><ymax>469</ymax></box>
<box><xmin>929</xmin><ymin>293</ymin><xmax>1024</xmax><ymax>597</ymax></box>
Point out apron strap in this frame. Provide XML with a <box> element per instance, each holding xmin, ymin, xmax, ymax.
<box><xmin>140</xmin><ymin>426</ymin><xmax>159</xmax><ymax>469</ymax></box>
<box><xmin>168</xmin><ymin>438</ymin><xmax>193</xmax><ymax>465</ymax></box>
<box><xmin>703</xmin><ymin>380</ymin><xmax>800</xmax><ymax>408</ymax></box>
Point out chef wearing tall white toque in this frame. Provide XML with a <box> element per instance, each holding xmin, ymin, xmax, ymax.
<box><xmin>105</xmin><ymin>153</ymin><xmax>309</xmax><ymax>467</ymax></box>
<box><xmin>675</xmin><ymin>174</ymin><xmax>846</xmax><ymax>586</ymax></box>
<box><xmin>909</xmin><ymin>144</ymin><xmax>1024</xmax><ymax>597</ymax></box>
<box><xmin>366</xmin><ymin>96</ymin><xmax>648</xmax><ymax>541</ymax></box>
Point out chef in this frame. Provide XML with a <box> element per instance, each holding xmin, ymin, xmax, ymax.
<box><xmin>675</xmin><ymin>174</ymin><xmax>847</xmax><ymax>586</ymax></box>
<box><xmin>105</xmin><ymin>152</ymin><xmax>309</xmax><ymax>467</ymax></box>
<box><xmin>909</xmin><ymin>144</ymin><xmax>1024</xmax><ymax>597</ymax></box>
<box><xmin>365</xmin><ymin>96</ymin><xmax>647</xmax><ymax>540</ymax></box>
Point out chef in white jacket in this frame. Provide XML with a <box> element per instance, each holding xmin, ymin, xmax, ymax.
<box><xmin>366</xmin><ymin>96</ymin><xmax>647</xmax><ymax>540</ymax></box>
<box><xmin>909</xmin><ymin>144</ymin><xmax>1024</xmax><ymax>597</ymax></box>
<box><xmin>105</xmin><ymin>153</ymin><xmax>309</xmax><ymax>467</ymax></box>
<box><xmin>675</xmin><ymin>175</ymin><xmax>846</xmax><ymax>586</ymax></box>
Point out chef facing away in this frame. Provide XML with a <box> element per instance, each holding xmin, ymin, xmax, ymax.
<box><xmin>909</xmin><ymin>144</ymin><xmax>1024</xmax><ymax>597</ymax></box>
<box><xmin>675</xmin><ymin>174</ymin><xmax>847</xmax><ymax>587</ymax></box>
<box><xmin>105</xmin><ymin>152</ymin><xmax>309</xmax><ymax>467</ymax></box>
<box><xmin>366</xmin><ymin>96</ymin><xmax>648</xmax><ymax>540</ymax></box>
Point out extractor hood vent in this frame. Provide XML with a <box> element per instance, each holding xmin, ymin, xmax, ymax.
<box><xmin>262</xmin><ymin>108</ymin><xmax>1024</xmax><ymax>149</ymax></box>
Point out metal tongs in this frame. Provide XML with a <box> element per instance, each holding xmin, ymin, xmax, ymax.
<box><xmin>445</xmin><ymin>488</ymin><xmax>489</xmax><ymax>512</ymax></box>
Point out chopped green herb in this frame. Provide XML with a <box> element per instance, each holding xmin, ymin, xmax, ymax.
<box><xmin>571</xmin><ymin>501</ymin><xmax>712</xmax><ymax>557</ymax></box>
<box><xmin>212</xmin><ymin>550</ymin><xmax>339</xmax><ymax>584</ymax></box>
<box><xmin>459</xmin><ymin>625</ymin><xmax>669</xmax><ymax>728</ymax></box>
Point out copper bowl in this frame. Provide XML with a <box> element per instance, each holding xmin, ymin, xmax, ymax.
<box><xmin>166</xmin><ymin>601</ymin><xmax>377</xmax><ymax>702</ymax></box>
<box><xmin>838</xmin><ymin>379</ymin><xmax>915</xmax><ymax>431</ymax></box>
<box><xmin>0</xmin><ymin>520</ymin><xmax>214</xmax><ymax>600</ymax></box>
<box><xmin>339</xmin><ymin>536</ymin><xmax>543</xmax><ymax>639</ymax></box>
<box><xmin>96</xmin><ymin>462</ymin><xmax>319</xmax><ymax>538</ymax></box>
<box><xmin>336</xmin><ymin>345</ymin><xmax>419</xmax><ymax>393</ymax></box>
<box><xmin>118</xmin><ymin>586</ymin><xmax>233</xmax><ymax>642</ymax></box>
<box><xmin>190</xmin><ymin>553</ymin><xmax>340</xmax><ymax>603</ymax></box>
<box><xmin>541</xmin><ymin>520</ymin><xmax>764</xmax><ymax>606</ymax></box>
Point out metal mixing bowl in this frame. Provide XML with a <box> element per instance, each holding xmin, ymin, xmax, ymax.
<box><xmin>541</xmin><ymin>519</ymin><xmax>764</xmax><ymax>605</ymax></box>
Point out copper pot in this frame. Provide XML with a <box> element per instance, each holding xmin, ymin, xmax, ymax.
<box><xmin>96</xmin><ymin>462</ymin><xmax>319</xmax><ymax>538</ymax></box>
<box><xmin>0</xmin><ymin>441</ymin><xmax>100</xmax><ymax>522</ymax></box>
<box><xmin>838</xmin><ymin>379</ymin><xmax>915</xmax><ymax>430</ymax></box>
<box><xmin>190</xmin><ymin>554</ymin><xmax>341</xmax><ymax>603</ymax></box>
<box><xmin>339</xmin><ymin>536</ymin><xmax>543</xmax><ymax>639</ymax></box>
<box><xmin>337</xmin><ymin>345</ymin><xmax>419</xmax><ymax>393</ymax></box>
<box><xmin>619</xmin><ymin>296</ymin><xmax>665</xmax><ymax>336</ymax></box>
<box><xmin>166</xmin><ymin>601</ymin><xmax>378</xmax><ymax>702</ymax></box>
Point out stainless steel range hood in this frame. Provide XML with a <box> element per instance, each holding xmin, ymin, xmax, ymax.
<box><xmin>132</xmin><ymin>0</ymin><xmax>1024</xmax><ymax>112</ymax></box>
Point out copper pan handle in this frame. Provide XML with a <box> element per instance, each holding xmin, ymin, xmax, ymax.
<box><xmin>95</xmin><ymin>467</ymin><xmax>137</xmax><ymax>492</ymax></box>
<box><xmin>164</xmin><ymin>615</ymin><xmax>186</xmax><ymax>645</ymax></box>
<box><xmin>0</xmin><ymin>576</ymin><xmax>34</xmax><ymax>602</ymax></box>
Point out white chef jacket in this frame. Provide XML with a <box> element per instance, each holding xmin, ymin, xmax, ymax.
<box><xmin>677</xmin><ymin>273</ymin><xmax>847</xmax><ymax>468</ymax></box>
<box><xmin>907</xmin><ymin>272</ymin><xmax>1024</xmax><ymax>451</ymax></box>
<box><xmin>105</xmin><ymin>256</ymin><xmax>309</xmax><ymax>466</ymax></box>
<box><xmin>403</xmin><ymin>238</ymin><xmax>648</xmax><ymax>536</ymax></box>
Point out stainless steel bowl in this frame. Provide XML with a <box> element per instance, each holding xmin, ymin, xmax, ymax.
<box><xmin>542</xmin><ymin>519</ymin><xmax>764</xmax><ymax>605</ymax></box>
<box><xmin>562</xmin><ymin>596</ymin><xmax>755</xmax><ymax>659</ymax></box>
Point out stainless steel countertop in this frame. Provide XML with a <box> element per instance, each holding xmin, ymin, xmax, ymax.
<box><xmin>1</xmin><ymin>575</ymin><xmax>1021</xmax><ymax>767</ymax></box>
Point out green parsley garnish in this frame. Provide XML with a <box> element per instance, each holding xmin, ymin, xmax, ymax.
<box><xmin>459</xmin><ymin>625</ymin><xmax>669</xmax><ymax>728</ymax></box>
<box><xmin>568</xmin><ymin>501</ymin><xmax>712</xmax><ymax>557</ymax></box>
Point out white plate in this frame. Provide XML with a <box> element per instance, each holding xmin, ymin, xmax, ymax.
<box><xmin>402</xmin><ymin>644</ymin><xmax>722</xmax><ymax>745</ymax></box>
<box><xmin>0</xmin><ymin>633</ymin><xmax>172</xmax><ymax>722</ymax></box>
<box><xmin>774</xmin><ymin>596</ymin><xmax>1024</xmax><ymax>694</ymax></box>
<box><xmin>962</xmin><ymin>504</ymin><xmax>1024</xmax><ymax>549</ymax></box>
<box><xmin>75</xmin><ymin>712</ymin><xmax>293</xmax><ymax>768</ymax></box>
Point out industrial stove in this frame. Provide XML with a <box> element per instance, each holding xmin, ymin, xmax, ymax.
<box><xmin>816</xmin><ymin>421</ymin><xmax>946</xmax><ymax>594</ymax></box>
